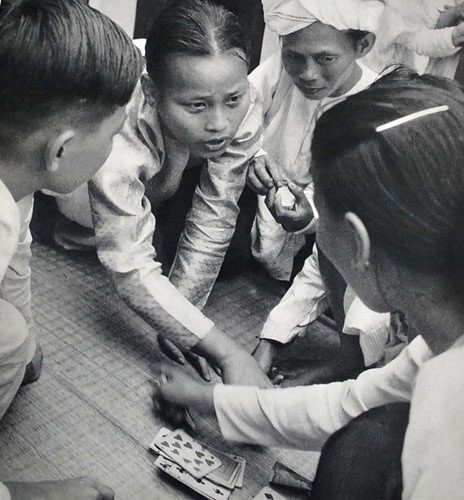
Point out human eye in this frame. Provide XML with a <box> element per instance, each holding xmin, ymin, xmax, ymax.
<box><xmin>225</xmin><ymin>93</ymin><xmax>243</xmax><ymax>107</ymax></box>
<box><xmin>317</xmin><ymin>55</ymin><xmax>337</xmax><ymax>64</ymax></box>
<box><xmin>184</xmin><ymin>102</ymin><xmax>207</xmax><ymax>113</ymax></box>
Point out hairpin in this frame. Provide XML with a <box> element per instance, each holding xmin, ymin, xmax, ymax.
<box><xmin>376</xmin><ymin>105</ymin><xmax>449</xmax><ymax>132</ymax></box>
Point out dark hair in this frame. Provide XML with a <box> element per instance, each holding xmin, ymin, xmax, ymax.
<box><xmin>145</xmin><ymin>0</ymin><xmax>250</xmax><ymax>82</ymax></box>
<box><xmin>347</xmin><ymin>29</ymin><xmax>370</xmax><ymax>47</ymax></box>
<box><xmin>312</xmin><ymin>67</ymin><xmax>464</xmax><ymax>287</ymax></box>
<box><xmin>0</xmin><ymin>0</ymin><xmax>143</xmax><ymax>126</ymax></box>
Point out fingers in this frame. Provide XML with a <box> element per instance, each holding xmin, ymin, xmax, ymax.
<box><xmin>265</xmin><ymin>186</ymin><xmax>277</xmax><ymax>213</ymax></box>
<box><xmin>287</xmin><ymin>182</ymin><xmax>306</xmax><ymax>202</ymax></box>
<box><xmin>247</xmin><ymin>156</ymin><xmax>284</xmax><ymax>195</ymax></box>
<box><xmin>264</xmin><ymin>156</ymin><xmax>284</xmax><ymax>188</ymax></box>
<box><xmin>158</xmin><ymin>336</ymin><xmax>185</xmax><ymax>365</ymax></box>
<box><xmin>186</xmin><ymin>353</ymin><xmax>211</xmax><ymax>382</ymax></box>
<box><xmin>95</xmin><ymin>481</ymin><xmax>115</xmax><ymax>500</ymax></box>
<box><xmin>247</xmin><ymin>167</ymin><xmax>268</xmax><ymax>195</ymax></box>
<box><xmin>184</xmin><ymin>409</ymin><xmax>197</xmax><ymax>433</ymax></box>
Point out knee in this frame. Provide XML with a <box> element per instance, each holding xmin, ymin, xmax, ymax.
<box><xmin>0</xmin><ymin>299</ymin><xmax>29</xmax><ymax>352</ymax></box>
<box><xmin>312</xmin><ymin>404</ymin><xmax>410</xmax><ymax>500</ymax></box>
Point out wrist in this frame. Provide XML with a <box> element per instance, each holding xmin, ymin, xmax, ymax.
<box><xmin>259</xmin><ymin>338</ymin><xmax>281</xmax><ymax>354</ymax></box>
<box><xmin>185</xmin><ymin>383</ymin><xmax>216</xmax><ymax>414</ymax></box>
<box><xmin>194</xmin><ymin>326</ymin><xmax>244</xmax><ymax>369</ymax></box>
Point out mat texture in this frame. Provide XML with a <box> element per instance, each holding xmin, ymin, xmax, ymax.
<box><xmin>0</xmin><ymin>237</ymin><xmax>333</xmax><ymax>499</ymax></box>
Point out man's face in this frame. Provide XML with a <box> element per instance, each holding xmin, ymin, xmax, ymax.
<box><xmin>282</xmin><ymin>22</ymin><xmax>362</xmax><ymax>100</ymax></box>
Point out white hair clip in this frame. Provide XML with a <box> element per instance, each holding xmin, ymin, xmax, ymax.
<box><xmin>376</xmin><ymin>105</ymin><xmax>449</xmax><ymax>132</ymax></box>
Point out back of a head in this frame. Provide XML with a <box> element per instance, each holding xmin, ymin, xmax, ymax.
<box><xmin>0</xmin><ymin>0</ymin><xmax>143</xmax><ymax>128</ymax></box>
<box><xmin>145</xmin><ymin>0</ymin><xmax>250</xmax><ymax>82</ymax></box>
<box><xmin>312</xmin><ymin>67</ymin><xmax>464</xmax><ymax>287</ymax></box>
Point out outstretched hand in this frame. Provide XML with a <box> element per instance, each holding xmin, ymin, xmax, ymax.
<box><xmin>265</xmin><ymin>182</ymin><xmax>314</xmax><ymax>232</ymax></box>
<box><xmin>153</xmin><ymin>366</ymin><xmax>215</xmax><ymax>429</ymax></box>
<box><xmin>158</xmin><ymin>335</ymin><xmax>212</xmax><ymax>381</ymax></box>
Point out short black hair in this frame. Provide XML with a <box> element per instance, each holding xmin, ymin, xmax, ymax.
<box><xmin>312</xmin><ymin>67</ymin><xmax>464</xmax><ymax>290</ymax></box>
<box><xmin>0</xmin><ymin>0</ymin><xmax>143</xmax><ymax>126</ymax></box>
<box><xmin>145</xmin><ymin>0</ymin><xmax>250</xmax><ymax>83</ymax></box>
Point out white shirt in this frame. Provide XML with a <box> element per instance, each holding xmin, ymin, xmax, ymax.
<box><xmin>213</xmin><ymin>335</ymin><xmax>431</xmax><ymax>450</ymax></box>
<box><xmin>402</xmin><ymin>334</ymin><xmax>464</xmax><ymax>499</ymax></box>
<box><xmin>214</xmin><ymin>334</ymin><xmax>464</xmax><ymax>498</ymax></box>
<box><xmin>249</xmin><ymin>54</ymin><xmax>379</xmax><ymax>280</ymax></box>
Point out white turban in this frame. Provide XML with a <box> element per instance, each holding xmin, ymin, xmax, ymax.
<box><xmin>262</xmin><ymin>0</ymin><xmax>385</xmax><ymax>36</ymax></box>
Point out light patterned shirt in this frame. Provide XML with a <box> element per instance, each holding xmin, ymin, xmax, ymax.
<box><xmin>89</xmin><ymin>81</ymin><xmax>262</xmax><ymax>350</ymax></box>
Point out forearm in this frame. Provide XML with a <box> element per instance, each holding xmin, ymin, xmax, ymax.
<box><xmin>213</xmin><ymin>337</ymin><xmax>432</xmax><ymax>449</ymax></box>
<box><xmin>193</xmin><ymin>326</ymin><xmax>249</xmax><ymax>368</ymax></box>
<box><xmin>113</xmin><ymin>269</ymin><xmax>214</xmax><ymax>351</ymax></box>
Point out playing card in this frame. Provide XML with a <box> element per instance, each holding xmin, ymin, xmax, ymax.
<box><xmin>276</xmin><ymin>186</ymin><xmax>295</xmax><ymax>209</ymax></box>
<box><xmin>155</xmin><ymin>455</ymin><xmax>231</xmax><ymax>500</ymax></box>
<box><xmin>155</xmin><ymin>428</ymin><xmax>222</xmax><ymax>478</ymax></box>
<box><xmin>149</xmin><ymin>427</ymin><xmax>171</xmax><ymax>457</ymax></box>
<box><xmin>253</xmin><ymin>486</ymin><xmax>287</xmax><ymax>500</ymax></box>
<box><xmin>269</xmin><ymin>461</ymin><xmax>312</xmax><ymax>491</ymax></box>
<box><xmin>223</xmin><ymin>453</ymin><xmax>245</xmax><ymax>488</ymax></box>
<box><xmin>206</xmin><ymin>450</ymin><xmax>241</xmax><ymax>489</ymax></box>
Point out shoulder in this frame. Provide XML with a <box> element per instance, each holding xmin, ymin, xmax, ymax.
<box><xmin>249</xmin><ymin>52</ymin><xmax>285</xmax><ymax>96</ymax></box>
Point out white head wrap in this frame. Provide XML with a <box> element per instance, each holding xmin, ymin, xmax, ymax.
<box><xmin>262</xmin><ymin>0</ymin><xmax>385</xmax><ymax>36</ymax></box>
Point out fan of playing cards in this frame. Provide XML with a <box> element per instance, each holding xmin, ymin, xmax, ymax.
<box><xmin>150</xmin><ymin>427</ymin><xmax>246</xmax><ymax>500</ymax></box>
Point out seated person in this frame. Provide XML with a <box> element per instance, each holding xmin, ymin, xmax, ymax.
<box><xmin>0</xmin><ymin>0</ymin><xmax>143</xmax><ymax>498</ymax></box>
<box><xmin>155</xmin><ymin>67</ymin><xmax>464</xmax><ymax>499</ymax></box>
<box><xmin>249</xmin><ymin>0</ymin><xmax>389</xmax><ymax>383</ymax></box>
<box><xmin>365</xmin><ymin>0</ymin><xmax>464</xmax><ymax>77</ymax></box>
<box><xmin>88</xmin><ymin>0</ymin><xmax>270</xmax><ymax>386</ymax></box>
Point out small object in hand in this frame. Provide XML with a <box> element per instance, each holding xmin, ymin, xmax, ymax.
<box><xmin>269</xmin><ymin>461</ymin><xmax>313</xmax><ymax>492</ymax></box>
<box><xmin>253</xmin><ymin>485</ymin><xmax>288</xmax><ymax>499</ymax></box>
<box><xmin>276</xmin><ymin>186</ymin><xmax>295</xmax><ymax>209</ymax></box>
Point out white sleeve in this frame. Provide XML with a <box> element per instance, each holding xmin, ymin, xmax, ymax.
<box><xmin>402</xmin><ymin>344</ymin><xmax>464</xmax><ymax>500</ymax></box>
<box><xmin>397</xmin><ymin>26</ymin><xmax>459</xmax><ymax>58</ymax></box>
<box><xmin>260</xmin><ymin>248</ymin><xmax>328</xmax><ymax>343</ymax></box>
<box><xmin>248</xmin><ymin>53</ymin><xmax>283</xmax><ymax>114</ymax></box>
<box><xmin>214</xmin><ymin>336</ymin><xmax>432</xmax><ymax>450</ymax></box>
<box><xmin>0</xmin><ymin>483</ymin><xmax>10</xmax><ymax>500</ymax></box>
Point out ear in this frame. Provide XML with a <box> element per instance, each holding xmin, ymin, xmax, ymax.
<box><xmin>141</xmin><ymin>73</ymin><xmax>159</xmax><ymax>107</ymax></box>
<box><xmin>355</xmin><ymin>32</ymin><xmax>376</xmax><ymax>58</ymax></box>
<box><xmin>345</xmin><ymin>211</ymin><xmax>371</xmax><ymax>270</ymax></box>
<box><xmin>45</xmin><ymin>130</ymin><xmax>75</xmax><ymax>173</ymax></box>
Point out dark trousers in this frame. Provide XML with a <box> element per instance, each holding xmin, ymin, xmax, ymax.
<box><xmin>311</xmin><ymin>403</ymin><xmax>410</xmax><ymax>500</ymax></box>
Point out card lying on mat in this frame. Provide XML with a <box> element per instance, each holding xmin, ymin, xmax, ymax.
<box><xmin>206</xmin><ymin>449</ymin><xmax>242</xmax><ymax>489</ymax></box>
<box><xmin>155</xmin><ymin>455</ymin><xmax>231</xmax><ymax>500</ymax></box>
<box><xmin>154</xmin><ymin>428</ymin><xmax>222</xmax><ymax>478</ymax></box>
<box><xmin>253</xmin><ymin>485</ymin><xmax>288</xmax><ymax>500</ymax></box>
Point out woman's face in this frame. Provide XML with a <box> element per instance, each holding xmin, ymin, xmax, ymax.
<box><xmin>281</xmin><ymin>22</ymin><xmax>363</xmax><ymax>100</ymax></box>
<box><xmin>314</xmin><ymin>185</ymin><xmax>393</xmax><ymax>313</ymax></box>
<box><xmin>156</xmin><ymin>50</ymin><xmax>250</xmax><ymax>158</ymax></box>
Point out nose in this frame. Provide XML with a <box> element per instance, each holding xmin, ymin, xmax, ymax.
<box><xmin>205</xmin><ymin>106</ymin><xmax>228</xmax><ymax>133</ymax></box>
<box><xmin>298</xmin><ymin>59</ymin><xmax>321</xmax><ymax>84</ymax></box>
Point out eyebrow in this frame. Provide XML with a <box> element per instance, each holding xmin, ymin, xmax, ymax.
<box><xmin>177</xmin><ymin>85</ymin><xmax>247</xmax><ymax>100</ymax></box>
<box><xmin>283</xmin><ymin>48</ymin><xmax>340</xmax><ymax>57</ymax></box>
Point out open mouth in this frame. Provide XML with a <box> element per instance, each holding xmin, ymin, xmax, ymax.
<box><xmin>203</xmin><ymin>138</ymin><xmax>228</xmax><ymax>152</ymax></box>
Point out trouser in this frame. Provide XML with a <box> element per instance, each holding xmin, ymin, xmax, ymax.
<box><xmin>0</xmin><ymin>299</ymin><xmax>34</xmax><ymax>421</ymax></box>
<box><xmin>311</xmin><ymin>403</ymin><xmax>410</xmax><ymax>500</ymax></box>
<box><xmin>317</xmin><ymin>247</ymin><xmax>347</xmax><ymax>331</ymax></box>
